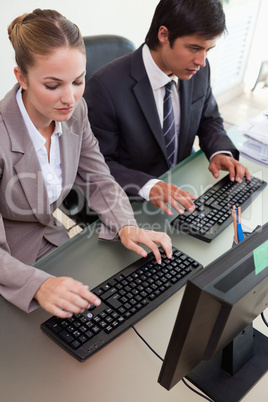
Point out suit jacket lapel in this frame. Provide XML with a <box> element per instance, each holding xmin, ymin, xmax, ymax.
<box><xmin>178</xmin><ymin>79</ymin><xmax>193</xmax><ymax>161</ymax></box>
<box><xmin>130</xmin><ymin>46</ymin><xmax>169</xmax><ymax>167</ymax></box>
<box><xmin>2</xmin><ymin>86</ymin><xmax>51</xmax><ymax>225</ymax></box>
<box><xmin>59</xmin><ymin>117</ymin><xmax>80</xmax><ymax>198</ymax></box>
<box><xmin>13</xmin><ymin>145</ymin><xmax>51</xmax><ymax>225</ymax></box>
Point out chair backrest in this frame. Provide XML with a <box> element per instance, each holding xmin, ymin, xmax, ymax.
<box><xmin>83</xmin><ymin>34</ymin><xmax>136</xmax><ymax>82</ymax></box>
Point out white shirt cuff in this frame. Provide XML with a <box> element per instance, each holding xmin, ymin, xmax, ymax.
<box><xmin>138</xmin><ymin>179</ymin><xmax>161</xmax><ymax>201</ymax></box>
<box><xmin>209</xmin><ymin>150</ymin><xmax>233</xmax><ymax>161</ymax></box>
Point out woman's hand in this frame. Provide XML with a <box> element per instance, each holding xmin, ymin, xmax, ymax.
<box><xmin>118</xmin><ymin>226</ymin><xmax>172</xmax><ymax>264</ymax></box>
<box><xmin>34</xmin><ymin>277</ymin><xmax>101</xmax><ymax>318</ymax></box>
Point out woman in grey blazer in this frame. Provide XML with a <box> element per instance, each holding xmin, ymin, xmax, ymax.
<box><xmin>0</xmin><ymin>9</ymin><xmax>171</xmax><ymax>317</ymax></box>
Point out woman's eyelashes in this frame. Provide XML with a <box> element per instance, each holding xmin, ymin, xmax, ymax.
<box><xmin>45</xmin><ymin>81</ymin><xmax>84</xmax><ymax>91</ymax></box>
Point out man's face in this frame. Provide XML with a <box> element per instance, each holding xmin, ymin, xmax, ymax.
<box><xmin>152</xmin><ymin>27</ymin><xmax>218</xmax><ymax>79</ymax></box>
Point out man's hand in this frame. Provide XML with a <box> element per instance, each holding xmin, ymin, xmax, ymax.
<box><xmin>118</xmin><ymin>225</ymin><xmax>172</xmax><ymax>264</ymax></box>
<box><xmin>149</xmin><ymin>181</ymin><xmax>196</xmax><ymax>216</ymax></box>
<box><xmin>35</xmin><ymin>277</ymin><xmax>101</xmax><ymax>318</ymax></box>
<box><xmin>209</xmin><ymin>154</ymin><xmax>250</xmax><ymax>182</ymax></box>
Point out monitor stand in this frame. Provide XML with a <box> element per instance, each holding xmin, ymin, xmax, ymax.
<box><xmin>186</xmin><ymin>324</ymin><xmax>268</xmax><ymax>402</ymax></box>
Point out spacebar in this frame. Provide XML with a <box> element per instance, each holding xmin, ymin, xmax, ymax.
<box><xmin>82</xmin><ymin>335</ymin><xmax>103</xmax><ymax>353</ymax></box>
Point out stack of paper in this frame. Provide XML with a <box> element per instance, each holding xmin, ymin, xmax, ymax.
<box><xmin>238</xmin><ymin>110</ymin><xmax>268</xmax><ymax>166</ymax></box>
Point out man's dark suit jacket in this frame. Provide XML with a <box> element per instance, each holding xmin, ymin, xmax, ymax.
<box><xmin>84</xmin><ymin>45</ymin><xmax>239</xmax><ymax>199</ymax></box>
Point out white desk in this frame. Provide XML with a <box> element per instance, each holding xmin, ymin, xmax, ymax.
<box><xmin>0</xmin><ymin>129</ymin><xmax>267</xmax><ymax>402</ymax></box>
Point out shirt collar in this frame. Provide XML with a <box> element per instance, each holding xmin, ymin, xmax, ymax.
<box><xmin>142</xmin><ymin>44</ymin><xmax>179</xmax><ymax>90</ymax></box>
<box><xmin>16</xmin><ymin>86</ymin><xmax>63</xmax><ymax>152</ymax></box>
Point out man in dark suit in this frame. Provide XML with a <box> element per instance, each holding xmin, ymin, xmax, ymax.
<box><xmin>84</xmin><ymin>0</ymin><xmax>250</xmax><ymax>217</ymax></box>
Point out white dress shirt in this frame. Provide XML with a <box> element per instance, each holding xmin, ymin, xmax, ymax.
<box><xmin>16</xmin><ymin>87</ymin><xmax>63</xmax><ymax>204</ymax></box>
<box><xmin>138</xmin><ymin>44</ymin><xmax>180</xmax><ymax>201</ymax></box>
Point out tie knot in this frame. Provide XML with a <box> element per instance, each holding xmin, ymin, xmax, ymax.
<box><xmin>165</xmin><ymin>81</ymin><xmax>174</xmax><ymax>92</ymax></box>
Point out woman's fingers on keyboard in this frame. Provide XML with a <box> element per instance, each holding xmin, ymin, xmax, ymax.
<box><xmin>35</xmin><ymin>277</ymin><xmax>101</xmax><ymax>317</ymax></box>
<box><xmin>119</xmin><ymin>226</ymin><xmax>172</xmax><ymax>263</ymax></box>
<box><xmin>119</xmin><ymin>226</ymin><xmax>156</xmax><ymax>260</ymax></box>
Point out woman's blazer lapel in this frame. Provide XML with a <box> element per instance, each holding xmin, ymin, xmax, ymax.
<box><xmin>1</xmin><ymin>86</ymin><xmax>51</xmax><ymax>225</ymax></box>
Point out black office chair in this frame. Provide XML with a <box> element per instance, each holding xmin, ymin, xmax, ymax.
<box><xmin>60</xmin><ymin>35</ymin><xmax>136</xmax><ymax>229</ymax></box>
<box><xmin>83</xmin><ymin>34</ymin><xmax>136</xmax><ymax>82</ymax></box>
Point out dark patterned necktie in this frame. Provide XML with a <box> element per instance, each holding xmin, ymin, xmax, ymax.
<box><xmin>163</xmin><ymin>81</ymin><xmax>176</xmax><ymax>168</ymax></box>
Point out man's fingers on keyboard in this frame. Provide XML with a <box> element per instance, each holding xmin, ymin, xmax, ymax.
<box><xmin>168</xmin><ymin>197</ymin><xmax>184</xmax><ymax>214</ymax></box>
<box><xmin>245</xmin><ymin>167</ymin><xmax>251</xmax><ymax>181</ymax></box>
<box><xmin>227</xmin><ymin>165</ymin><xmax>236</xmax><ymax>182</ymax></box>
<box><xmin>234</xmin><ymin>164</ymin><xmax>250</xmax><ymax>183</ymax></box>
<box><xmin>157</xmin><ymin>200</ymin><xmax>174</xmax><ymax>216</ymax></box>
<box><xmin>173</xmin><ymin>193</ymin><xmax>195</xmax><ymax>213</ymax></box>
<box><xmin>231</xmin><ymin>163</ymin><xmax>243</xmax><ymax>182</ymax></box>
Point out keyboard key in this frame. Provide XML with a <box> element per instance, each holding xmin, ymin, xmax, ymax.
<box><xmin>107</xmin><ymin>294</ymin><xmax>122</xmax><ymax>310</ymax></box>
<box><xmin>58</xmin><ymin>330</ymin><xmax>74</xmax><ymax>344</ymax></box>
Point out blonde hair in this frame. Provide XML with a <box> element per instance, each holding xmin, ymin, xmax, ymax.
<box><xmin>8</xmin><ymin>8</ymin><xmax>85</xmax><ymax>75</ymax></box>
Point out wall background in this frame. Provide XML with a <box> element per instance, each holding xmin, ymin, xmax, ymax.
<box><xmin>0</xmin><ymin>0</ymin><xmax>158</xmax><ymax>98</ymax></box>
<box><xmin>0</xmin><ymin>0</ymin><xmax>267</xmax><ymax>99</ymax></box>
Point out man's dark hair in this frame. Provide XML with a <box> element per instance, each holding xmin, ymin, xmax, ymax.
<box><xmin>145</xmin><ymin>0</ymin><xmax>226</xmax><ymax>50</ymax></box>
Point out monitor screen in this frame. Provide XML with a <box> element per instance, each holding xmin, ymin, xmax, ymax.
<box><xmin>158</xmin><ymin>223</ymin><xmax>268</xmax><ymax>402</ymax></box>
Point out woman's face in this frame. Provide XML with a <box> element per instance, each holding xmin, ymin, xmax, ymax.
<box><xmin>15</xmin><ymin>47</ymin><xmax>86</xmax><ymax>129</ymax></box>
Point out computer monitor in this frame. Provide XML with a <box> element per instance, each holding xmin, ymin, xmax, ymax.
<box><xmin>158</xmin><ymin>223</ymin><xmax>268</xmax><ymax>402</ymax></box>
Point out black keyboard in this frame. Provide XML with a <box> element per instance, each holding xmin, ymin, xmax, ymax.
<box><xmin>41</xmin><ymin>247</ymin><xmax>202</xmax><ymax>361</ymax></box>
<box><xmin>171</xmin><ymin>174</ymin><xmax>267</xmax><ymax>243</ymax></box>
